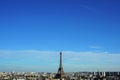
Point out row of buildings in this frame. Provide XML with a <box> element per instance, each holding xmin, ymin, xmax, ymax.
<box><xmin>0</xmin><ymin>72</ymin><xmax>120</xmax><ymax>80</ymax></box>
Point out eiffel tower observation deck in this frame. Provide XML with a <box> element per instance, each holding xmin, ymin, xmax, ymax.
<box><xmin>54</xmin><ymin>52</ymin><xmax>68</xmax><ymax>80</ymax></box>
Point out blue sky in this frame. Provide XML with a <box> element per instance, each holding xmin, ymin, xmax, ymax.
<box><xmin>0</xmin><ymin>0</ymin><xmax>120</xmax><ymax>72</ymax></box>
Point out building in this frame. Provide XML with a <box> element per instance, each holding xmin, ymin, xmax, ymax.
<box><xmin>54</xmin><ymin>52</ymin><xmax>69</xmax><ymax>80</ymax></box>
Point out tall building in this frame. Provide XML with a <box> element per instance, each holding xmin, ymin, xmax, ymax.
<box><xmin>54</xmin><ymin>52</ymin><xmax>68</xmax><ymax>80</ymax></box>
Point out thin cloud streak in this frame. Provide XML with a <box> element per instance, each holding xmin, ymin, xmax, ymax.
<box><xmin>89</xmin><ymin>46</ymin><xmax>102</xmax><ymax>49</ymax></box>
<box><xmin>79</xmin><ymin>5</ymin><xmax>96</xmax><ymax>12</ymax></box>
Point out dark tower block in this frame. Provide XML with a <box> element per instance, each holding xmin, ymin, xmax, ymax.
<box><xmin>55</xmin><ymin>52</ymin><xmax>67</xmax><ymax>80</ymax></box>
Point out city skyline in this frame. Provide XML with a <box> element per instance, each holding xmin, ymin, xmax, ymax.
<box><xmin>0</xmin><ymin>0</ymin><xmax>120</xmax><ymax>72</ymax></box>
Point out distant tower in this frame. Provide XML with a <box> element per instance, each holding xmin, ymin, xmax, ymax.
<box><xmin>55</xmin><ymin>52</ymin><xmax>67</xmax><ymax>80</ymax></box>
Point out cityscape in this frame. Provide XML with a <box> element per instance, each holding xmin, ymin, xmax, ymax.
<box><xmin>0</xmin><ymin>0</ymin><xmax>120</xmax><ymax>80</ymax></box>
<box><xmin>0</xmin><ymin>52</ymin><xmax>120</xmax><ymax>80</ymax></box>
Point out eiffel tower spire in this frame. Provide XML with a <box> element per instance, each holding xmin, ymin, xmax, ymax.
<box><xmin>55</xmin><ymin>52</ymin><xmax>66</xmax><ymax>79</ymax></box>
<box><xmin>60</xmin><ymin>52</ymin><xmax>62</xmax><ymax>69</ymax></box>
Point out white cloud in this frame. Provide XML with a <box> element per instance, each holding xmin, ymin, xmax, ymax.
<box><xmin>89</xmin><ymin>46</ymin><xmax>102</xmax><ymax>49</ymax></box>
<box><xmin>0</xmin><ymin>50</ymin><xmax>120</xmax><ymax>72</ymax></box>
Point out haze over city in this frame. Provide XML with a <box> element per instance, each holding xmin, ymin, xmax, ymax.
<box><xmin>0</xmin><ymin>0</ymin><xmax>120</xmax><ymax>72</ymax></box>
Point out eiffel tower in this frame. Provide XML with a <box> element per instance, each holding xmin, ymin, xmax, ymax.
<box><xmin>55</xmin><ymin>52</ymin><xmax>67</xmax><ymax>80</ymax></box>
